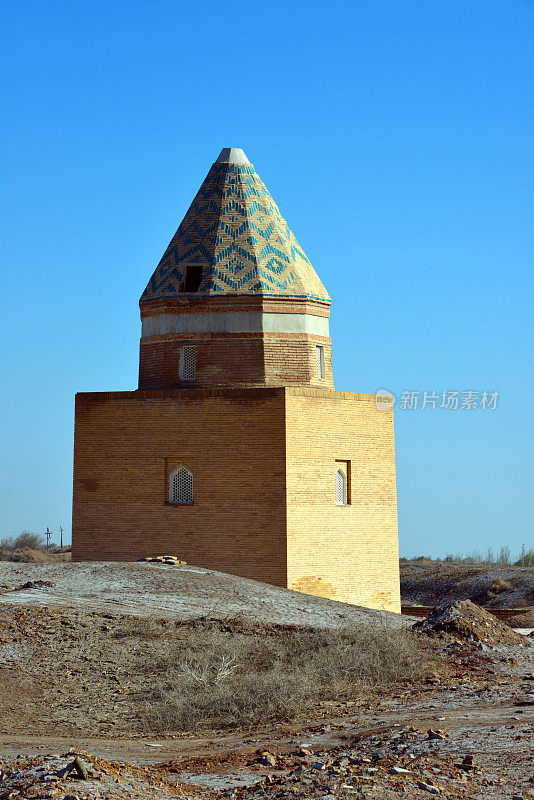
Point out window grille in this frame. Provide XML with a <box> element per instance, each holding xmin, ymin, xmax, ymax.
<box><xmin>316</xmin><ymin>345</ymin><xmax>325</xmax><ymax>379</ymax></box>
<box><xmin>335</xmin><ymin>469</ymin><xmax>347</xmax><ymax>505</ymax></box>
<box><xmin>180</xmin><ymin>346</ymin><xmax>196</xmax><ymax>380</ymax></box>
<box><xmin>169</xmin><ymin>467</ymin><xmax>193</xmax><ymax>504</ymax></box>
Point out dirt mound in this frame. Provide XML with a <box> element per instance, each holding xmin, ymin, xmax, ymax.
<box><xmin>508</xmin><ymin>608</ymin><xmax>534</xmax><ymax>627</ymax></box>
<box><xmin>14</xmin><ymin>579</ymin><xmax>54</xmax><ymax>591</ymax></box>
<box><xmin>0</xmin><ymin>561</ymin><xmax>406</xmax><ymax>628</ymax></box>
<box><xmin>413</xmin><ymin>600</ymin><xmax>527</xmax><ymax>645</ymax></box>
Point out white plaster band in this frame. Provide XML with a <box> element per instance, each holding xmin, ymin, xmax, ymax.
<box><xmin>142</xmin><ymin>312</ymin><xmax>330</xmax><ymax>338</ymax></box>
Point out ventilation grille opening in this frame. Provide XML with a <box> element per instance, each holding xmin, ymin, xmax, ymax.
<box><xmin>169</xmin><ymin>467</ymin><xmax>193</xmax><ymax>504</ymax></box>
<box><xmin>180</xmin><ymin>346</ymin><xmax>196</xmax><ymax>380</ymax></box>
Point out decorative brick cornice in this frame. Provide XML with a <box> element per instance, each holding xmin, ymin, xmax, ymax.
<box><xmin>139</xmin><ymin>295</ymin><xmax>331</xmax><ymax>319</ymax></box>
<box><xmin>139</xmin><ymin>332</ymin><xmax>332</xmax><ymax>343</ymax></box>
<box><xmin>75</xmin><ymin>387</ymin><xmax>376</xmax><ymax>403</ymax></box>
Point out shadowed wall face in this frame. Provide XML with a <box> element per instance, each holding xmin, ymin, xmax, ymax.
<box><xmin>138</xmin><ymin>330</ymin><xmax>333</xmax><ymax>389</ymax></box>
<box><xmin>72</xmin><ymin>389</ymin><xmax>288</xmax><ymax>585</ymax></box>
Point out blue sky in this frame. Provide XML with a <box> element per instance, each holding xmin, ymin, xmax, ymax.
<box><xmin>1</xmin><ymin>0</ymin><xmax>532</xmax><ymax>557</ymax></box>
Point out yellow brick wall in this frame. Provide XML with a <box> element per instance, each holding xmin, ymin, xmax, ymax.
<box><xmin>284</xmin><ymin>389</ymin><xmax>400</xmax><ymax>612</ymax></box>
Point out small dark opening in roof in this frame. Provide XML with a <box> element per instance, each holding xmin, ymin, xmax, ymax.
<box><xmin>183</xmin><ymin>266</ymin><xmax>203</xmax><ymax>293</ymax></box>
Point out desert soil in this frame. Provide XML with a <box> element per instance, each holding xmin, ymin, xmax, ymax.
<box><xmin>1</xmin><ymin>562</ymin><xmax>533</xmax><ymax>800</ymax></box>
<box><xmin>0</xmin><ymin>562</ymin><xmax>404</xmax><ymax>627</ymax></box>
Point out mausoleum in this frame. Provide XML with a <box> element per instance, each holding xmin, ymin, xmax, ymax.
<box><xmin>72</xmin><ymin>147</ymin><xmax>400</xmax><ymax>612</ymax></box>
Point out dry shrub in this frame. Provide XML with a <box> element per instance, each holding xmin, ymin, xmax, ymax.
<box><xmin>0</xmin><ymin>542</ymin><xmax>71</xmax><ymax>563</ymax></box>
<box><xmin>490</xmin><ymin>577</ymin><xmax>512</xmax><ymax>594</ymax></box>
<box><xmin>13</xmin><ymin>532</ymin><xmax>44</xmax><ymax>550</ymax></box>
<box><xmin>132</xmin><ymin>618</ymin><xmax>423</xmax><ymax>733</ymax></box>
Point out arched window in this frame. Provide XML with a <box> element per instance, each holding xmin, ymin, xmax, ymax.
<box><xmin>335</xmin><ymin>469</ymin><xmax>347</xmax><ymax>505</ymax></box>
<box><xmin>169</xmin><ymin>467</ymin><xmax>193</xmax><ymax>504</ymax></box>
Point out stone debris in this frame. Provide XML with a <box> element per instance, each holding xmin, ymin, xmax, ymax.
<box><xmin>212</xmin><ymin>723</ymin><xmax>502</xmax><ymax>800</ymax></box>
<box><xmin>72</xmin><ymin>756</ymin><xmax>88</xmax><ymax>780</ymax></box>
<box><xmin>137</xmin><ymin>556</ymin><xmax>187</xmax><ymax>565</ymax></box>
<box><xmin>427</xmin><ymin>728</ymin><xmax>448</xmax><ymax>740</ymax></box>
<box><xmin>257</xmin><ymin>752</ymin><xmax>277</xmax><ymax>768</ymax></box>
<box><xmin>0</xmin><ymin>750</ymin><xmax>203</xmax><ymax>799</ymax></box>
<box><xmin>413</xmin><ymin>600</ymin><xmax>528</xmax><ymax>645</ymax></box>
<box><xmin>13</xmin><ymin>580</ymin><xmax>55</xmax><ymax>591</ymax></box>
<box><xmin>417</xmin><ymin>780</ymin><xmax>440</xmax><ymax>793</ymax></box>
<box><xmin>454</xmin><ymin>754</ymin><xmax>475</xmax><ymax>771</ymax></box>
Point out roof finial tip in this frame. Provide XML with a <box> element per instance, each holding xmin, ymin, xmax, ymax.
<box><xmin>216</xmin><ymin>148</ymin><xmax>250</xmax><ymax>165</ymax></box>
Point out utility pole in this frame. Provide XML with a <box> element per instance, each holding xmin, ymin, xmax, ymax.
<box><xmin>522</xmin><ymin>543</ymin><xmax>525</xmax><ymax>567</ymax></box>
<box><xmin>45</xmin><ymin>527</ymin><xmax>51</xmax><ymax>549</ymax></box>
<box><xmin>59</xmin><ymin>526</ymin><xmax>63</xmax><ymax>548</ymax></box>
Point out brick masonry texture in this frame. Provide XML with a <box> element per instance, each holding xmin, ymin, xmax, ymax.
<box><xmin>285</xmin><ymin>390</ymin><xmax>400</xmax><ymax>612</ymax></box>
<box><xmin>140</xmin><ymin>296</ymin><xmax>332</xmax><ymax>319</ymax></box>
<box><xmin>138</xmin><ymin>333</ymin><xmax>333</xmax><ymax>389</ymax></box>
<box><xmin>72</xmin><ymin>387</ymin><xmax>400</xmax><ymax>612</ymax></box>
<box><xmin>72</xmin><ymin>389</ymin><xmax>288</xmax><ymax>585</ymax></box>
<box><xmin>138</xmin><ymin>297</ymin><xmax>333</xmax><ymax>390</ymax></box>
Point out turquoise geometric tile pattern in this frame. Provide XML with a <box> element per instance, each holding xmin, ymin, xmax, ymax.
<box><xmin>141</xmin><ymin>159</ymin><xmax>330</xmax><ymax>302</ymax></box>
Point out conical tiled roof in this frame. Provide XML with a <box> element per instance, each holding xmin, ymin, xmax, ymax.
<box><xmin>141</xmin><ymin>149</ymin><xmax>330</xmax><ymax>302</ymax></box>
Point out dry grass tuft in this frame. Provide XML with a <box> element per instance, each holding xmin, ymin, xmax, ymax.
<box><xmin>125</xmin><ymin>617</ymin><xmax>423</xmax><ymax>733</ymax></box>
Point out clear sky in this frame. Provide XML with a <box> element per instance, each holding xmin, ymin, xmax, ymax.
<box><xmin>1</xmin><ymin>0</ymin><xmax>532</xmax><ymax>557</ymax></box>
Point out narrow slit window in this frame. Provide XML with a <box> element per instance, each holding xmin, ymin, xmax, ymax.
<box><xmin>169</xmin><ymin>467</ymin><xmax>193</xmax><ymax>504</ymax></box>
<box><xmin>316</xmin><ymin>345</ymin><xmax>325</xmax><ymax>379</ymax></box>
<box><xmin>180</xmin><ymin>346</ymin><xmax>196</xmax><ymax>380</ymax></box>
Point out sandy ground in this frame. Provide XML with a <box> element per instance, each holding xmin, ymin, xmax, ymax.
<box><xmin>0</xmin><ymin>561</ymin><xmax>407</xmax><ymax>627</ymax></box>
<box><xmin>2</xmin><ymin>562</ymin><xmax>534</xmax><ymax>799</ymax></box>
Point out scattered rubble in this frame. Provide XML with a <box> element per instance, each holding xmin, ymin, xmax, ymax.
<box><xmin>413</xmin><ymin>600</ymin><xmax>528</xmax><ymax>645</ymax></box>
<box><xmin>13</xmin><ymin>580</ymin><xmax>55</xmax><ymax>591</ymax></box>
<box><xmin>0</xmin><ymin>749</ymin><xmax>207</xmax><ymax>799</ymax></box>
